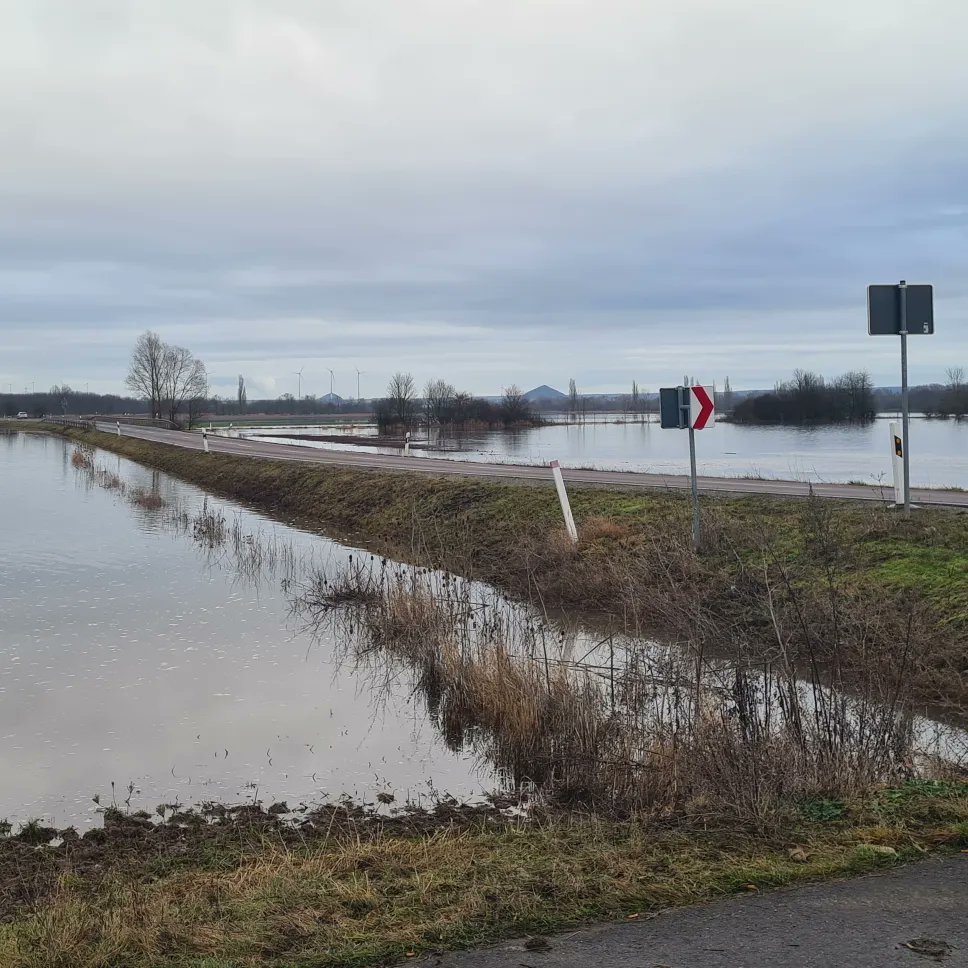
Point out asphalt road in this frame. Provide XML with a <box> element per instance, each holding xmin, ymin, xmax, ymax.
<box><xmin>94</xmin><ymin>422</ymin><xmax>968</xmax><ymax>508</ymax></box>
<box><xmin>409</xmin><ymin>856</ymin><xmax>968</xmax><ymax>968</ymax></box>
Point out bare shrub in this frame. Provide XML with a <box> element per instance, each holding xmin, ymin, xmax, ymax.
<box><xmin>292</xmin><ymin>543</ymin><xmax>941</xmax><ymax>824</ymax></box>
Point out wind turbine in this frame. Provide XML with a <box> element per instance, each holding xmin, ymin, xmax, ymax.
<box><xmin>355</xmin><ymin>368</ymin><xmax>364</xmax><ymax>403</ymax></box>
<box><xmin>293</xmin><ymin>367</ymin><xmax>304</xmax><ymax>399</ymax></box>
<box><xmin>327</xmin><ymin>368</ymin><xmax>335</xmax><ymax>398</ymax></box>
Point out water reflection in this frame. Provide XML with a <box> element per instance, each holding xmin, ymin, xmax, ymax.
<box><xmin>0</xmin><ymin>433</ymin><xmax>486</xmax><ymax>827</ymax></box>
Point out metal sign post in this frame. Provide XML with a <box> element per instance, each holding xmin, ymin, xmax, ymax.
<box><xmin>867</xmin><ymin>281</ymin><xmax>934</xmax><ymax>515</ymax></box>
<box><xmin>688</xmin><ymin>420</ymin><xmax>700</xmax><ymax>550</ymax></box>
<box><xmin>899</xmin><ymin>283</ymin><xmax>910</xmax><ymax>513</ymax></box>
<box><xmin>660</xmin><ymin>384</ymin><xmax>715</xmax><ymax>551</ymax></box>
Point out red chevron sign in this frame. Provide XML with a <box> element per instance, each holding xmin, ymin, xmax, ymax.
<box><xmin>689</xmin><ymin>385</ymin><xmax>715</xmax><ymax>430</ymax></box>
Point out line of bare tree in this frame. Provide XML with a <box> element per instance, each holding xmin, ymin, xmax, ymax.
<box><xmin>732</xmin><ymin>369</ymin><xmax>876</xmax><ymax>424</ymax></box>
<box><xmin>125</xmin><ymin>331</ymin><xmax>209</xmax><ymax>428</ymax></box>
<box><xmin>374</xmin><ymin>373</ymin><xmax>538</xmax><ymax>430</ymax></box>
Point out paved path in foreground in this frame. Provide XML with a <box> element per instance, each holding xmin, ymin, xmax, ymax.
<box><xmin>409</xmin><ymin>856</ymin><xmax>967</xmax><ymax>967</ymax></box>
<box><xmin>93</xmin><ymin>422</ymin><xmax>968</xmax><ymax>508</ymax></box>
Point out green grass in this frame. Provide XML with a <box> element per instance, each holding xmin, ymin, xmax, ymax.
<box><xmin>0</xmin><ymin>786</ymin><xmax>965</xmax><ymax>968</ymax></box>
<box><xmin>864</xmin><ymin>542</ymin><xmax>968</xmax><ymax>624</ymax></box>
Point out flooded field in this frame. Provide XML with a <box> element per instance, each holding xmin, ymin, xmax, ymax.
<box><xmin>227</xmin><ymin>415</ymin><xmax>968</xmax><ymax>489</ymax></box>
<box><xmin>0</xmin><ymin>432</ymin><xmax>492</xmax><ymax>826</ymax></box>
<box><xmin>2</xmin><ymin>430</ymin><xmax>965</xmax><ymax>829</ymax></box>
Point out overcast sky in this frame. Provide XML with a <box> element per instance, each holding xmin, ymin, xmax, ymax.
<box><xmin>2</xmin><ymin>0</ymin><xmax>966</xmax><ymax>399</ymax></box>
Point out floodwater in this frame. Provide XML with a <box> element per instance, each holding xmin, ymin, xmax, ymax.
<box><xmin>2</xmin><ymin>431</ymin><xmax>964</xmax><ymax>828</ymax></box>
<box><xmin>0</xmin><ymin>432</ymin><xmax>496</xmax><ymax>826</ymax></box>
<box><xmin>232</xmin><ymin>415</ymin><xmax>968</xmax><ymax>489</ymax></box>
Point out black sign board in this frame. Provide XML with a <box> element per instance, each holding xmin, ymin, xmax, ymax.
<box><xmin>867</xmin><ymin>284</ymin><xmax>934</xmax><ymax>335</ymax></box>
<box><xmin>659</xmin><ymin>387</ymin><xmax>685</xmax><ymax>429</ymax></box>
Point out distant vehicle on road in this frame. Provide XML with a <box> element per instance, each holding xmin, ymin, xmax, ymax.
<box><xmin>16</xmin><ymin>412</ymin><xmax>29</xmax><ymax>419</ymax></box>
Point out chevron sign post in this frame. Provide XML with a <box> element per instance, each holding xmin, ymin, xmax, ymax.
<box><xmin>659</xmin><ymin>384</ymin><xmax>716</xmax><ymax>550</ymax></box>
<box><xmin>689</xmin><ymin>386</ymin><xmax>715</xmax><ymax>429</ymax></box>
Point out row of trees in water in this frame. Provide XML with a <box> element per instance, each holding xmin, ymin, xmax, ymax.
<box><xmin>732</xmin><ymin>370</ymin><xmax>876</xmax><ymax>424</ymax></box>
<box><xmin>875</xmin><ymin>368</ymin><xmax>968</xmax><ymax>419</ymax></box>
<box><xmin>374</xmin><ymin>373</ymin><xmax>538</xmax><ymax>430</ymax></box>
<box><xmin>730</xmin><ymin>366</ymin><xmax>968</xmax><ymax>424</ymax></box>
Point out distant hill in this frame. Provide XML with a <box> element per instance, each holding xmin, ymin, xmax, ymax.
<box><xmin>523</xmin><ymin>384</ymin><xmax>567</xmax><ymax>402</ymax></box>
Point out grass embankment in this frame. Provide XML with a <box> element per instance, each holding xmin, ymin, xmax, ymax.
<box><xmin>0</xmin><ymin>785</ymin><xmax>966</xmax><ymax>968</ymax></box>
<box><xmin>21</xmin><ymin>423</ymin><xmax>968</xmax><ymax>718</ymax></box>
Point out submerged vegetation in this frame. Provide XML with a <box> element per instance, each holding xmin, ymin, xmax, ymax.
<box><xmin>294</xmin><ymin>548</ymin><xmax>962</xmax><ymax>823</ymax></box>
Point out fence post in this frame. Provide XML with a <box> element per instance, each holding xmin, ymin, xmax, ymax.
<box><xmin>550</xmin><ymin>460</ymin><xmax>579</xmax><ymax>544</ymax></box>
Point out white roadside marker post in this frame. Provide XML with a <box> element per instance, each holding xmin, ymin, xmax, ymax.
<box><xmin>550</xmin><ymin>460</ymin><xmax>578</xmax><ymax>544</ymax></box>
<box><xmin>404</xmin><ymin>431</ymin><xmax>411</xmax><ymax>457</ymax></box>
<box><xmin>203</xmin><ymin>429</ymin><xmax>210</xmax><ymax>454</ymax></box>
<box><xmin>116</xmin><ymin>420</ymin><xmax>121</xmax><ymax>437</ymax></box>
<box><xmin>889</xmin><ymin>421</ymin><xmax>903</xmax><ymax>506</ymax></box>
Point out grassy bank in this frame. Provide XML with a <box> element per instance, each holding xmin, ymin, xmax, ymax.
<box><xmin>17</xmin><ymin>422</ymin><xmax>968</xmax><ymax>719</ymax></box>
<box><xmin>0</xmin><ymin>784</ymin><xmax>965</xmax><ymax>968</ymax></box>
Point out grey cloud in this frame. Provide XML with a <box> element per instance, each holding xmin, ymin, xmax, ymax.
<box><xmin>2</xmin><ymin>1</ymin><xmax>967</xmax><ymax>395</ymax></box>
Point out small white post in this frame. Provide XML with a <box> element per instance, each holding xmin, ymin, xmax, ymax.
<box><xmin>404</xmin><ymin>431</ymin><xmax>411</xmax><ymax>456</ymax></box>
<box><xmin>116</xmin><ymin>420</ymin><xmax>121</xmax><ymax>437</ymax></box>
<box><xmin>550</xmin><ymin>460</ymin><xmax>578</xmax><ymax>544</ymax></box>
<box><xmin>202</xmin><ymin>429</ymin><xmax>210</xmax><ymax>454</ymax></box>
<box><xmin>889</xmin><ymin>421</ymin><xmax>903</xmax><ymax>506</ymax></box>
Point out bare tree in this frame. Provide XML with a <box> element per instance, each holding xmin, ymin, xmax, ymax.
<box><xmin>161</xmin><ymin>345</ymin><xmax>208</xmax><ymax>427</ymax></box>
<box><xmin>387</xmin><ymin>372</ymin><xmax>417</xmax><ymax>426</ymax></box>
<box><xmin>500</xmin><ymin>384</ymin><xmax>531</xmax><ymax>424</ymax></box>
<box><xmin>423</xmin><ymin>378</ymin><xmax>455</xmax><ymax>427</ymax></box>
<box><xmin>49</xmin><ymin>384</ymin><xmax>73</xmax><ymax>414</ymax></box>
<box><xmin>945</xmin><ymin>367</ymin><xmax>968</xmax><ymax>417</ymax></box>
<box><xmin>452</xmin><ymin>391</ymin><xmax>473</xmax><ymax>425</ymax></box>
<box><xmin>126</xmin><ymin>331</ymin><xmax>166</xmax><ymax>418</ymax></box>
<box><xmin>568</xmin><ymin>378</ymin><xmax>579</xmax><ymax>418</ymax></box>
<box><xmin>237</xmin><ymin>375</ymin><xmax>247</xmax><ymax>414</ymax></box>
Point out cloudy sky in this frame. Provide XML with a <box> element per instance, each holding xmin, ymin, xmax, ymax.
<box><xmin>2</xmin><ymin>0</ymin><xmax>966</xmax><ymax>399</ymax></box>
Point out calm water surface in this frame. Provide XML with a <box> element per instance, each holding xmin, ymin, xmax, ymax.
<box><xmin>3</xmin><ymin>432</ymin><xmax>964</xmax><ymax>828</ymax></box>
<box><xmin>0</xmin><ymin>432</ymin><xmax>491</xmax><ymax>826</ymax></box>
<box><xmin>238</xmin><ymin>416</ymin><xmax>968</xmax><ymax>488</ymax></box>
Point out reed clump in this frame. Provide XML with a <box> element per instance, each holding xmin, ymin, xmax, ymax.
<box><xmin>192</xmin><ymin>498</ymin><xmax>227</xmax><ymax>547</ymax></box>
<box><xmin>295</xmin><ymin>533</ymin><xmax>949</xmax><ymax>823</ymax></box>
